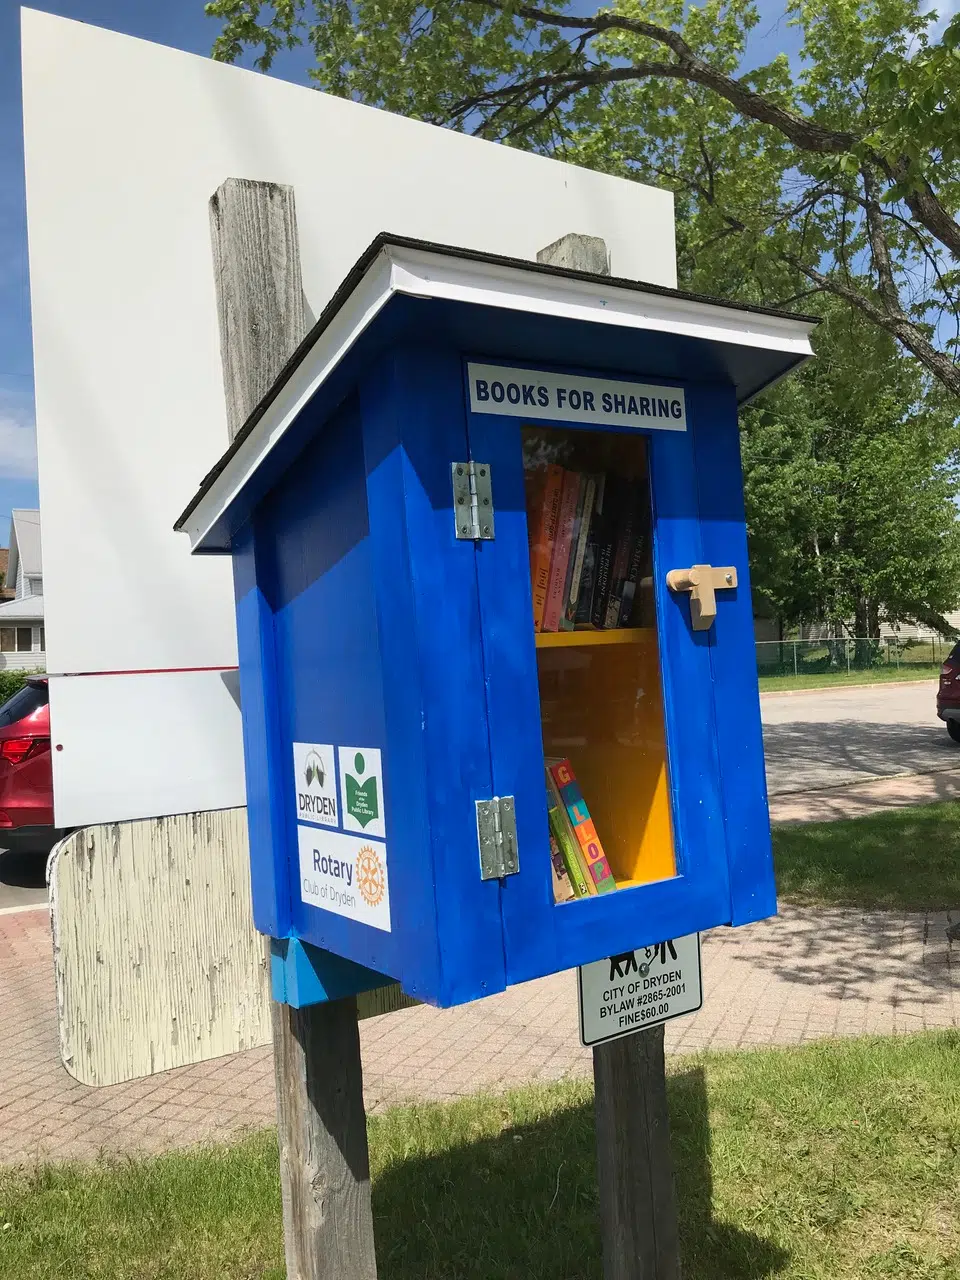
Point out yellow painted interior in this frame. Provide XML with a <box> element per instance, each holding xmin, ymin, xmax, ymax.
<box><xmin>535</xmin><ymin>627</ymin><xmax>648</xmax><ymax>649</ymax></box>
<box><xmin>524</xmin><ymin>426</ymin><xmax>677</xmax><ymax>890</ymax></box>
<box><xmin>536</xmin><ymin>631</ymin><xmax>676</xmax><ymax>886</ymax></box>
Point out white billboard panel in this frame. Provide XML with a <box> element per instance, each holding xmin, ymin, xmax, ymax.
<box><xmin>21</xmin><ymin>9</ymin><xmax>676</xmax><ymax>824</ymax></box>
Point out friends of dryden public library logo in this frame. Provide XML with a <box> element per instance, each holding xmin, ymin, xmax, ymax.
<box><xmin>340</xmin><ymin>747</ymin><xmax>385</xmax><ymax>839</ymax></box>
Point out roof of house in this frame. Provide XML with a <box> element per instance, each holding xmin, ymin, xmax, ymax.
<box><xmin>176</xmin><ymin>233</ymin><xmax>817</xmax><ymax>553</ymax></box>
<box><xmin>9</xmin><ymin>509</ymin><xmax>42</xmax><ymax>578</ymax></box>
<box><xmin>0</xmin><ymin>594</ymin><xmax>43</xmax><ymax>622</ymax></box>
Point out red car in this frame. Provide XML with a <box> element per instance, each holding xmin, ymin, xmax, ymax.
<box><xmin>0</xmin><ymin>677</ymin><xmax>63</xmax><ymax>852</ymax></box>
<box><xmin>938</xmin><ymin>644</ymin><xmax>960</xmax><ymax>743</ymax></box>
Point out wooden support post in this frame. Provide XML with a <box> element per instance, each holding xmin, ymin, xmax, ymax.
<box><xmin>211</xmin><ymin>177</ymin><xmax>378</xmax><ymax>1280</ymax></box>
<box><xmin>539</xmin><ymin>232</ymin><xmax>682</xmax><ymax>1280</ymax></box>
<box><xmin>593</xmin><ymin>1027</ymin><xmax>681</xmax><ymax>1280</ymax></box>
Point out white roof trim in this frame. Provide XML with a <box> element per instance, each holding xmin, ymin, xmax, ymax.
<box><xmin>182</xmin><ymin>244</ymin><xmax>815</xmax><ymax>551</ymax></box>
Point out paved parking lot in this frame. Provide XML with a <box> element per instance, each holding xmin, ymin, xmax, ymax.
<box><xmin>762</xmin><ymin>679</ymin><xmax>952</xmax><ymax>795</ymax></box>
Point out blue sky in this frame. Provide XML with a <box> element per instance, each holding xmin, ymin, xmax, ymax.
<box><xmin>0</xmin><ymin>0</ymin><xmax>805</xmax><ymax>545</ymax></box>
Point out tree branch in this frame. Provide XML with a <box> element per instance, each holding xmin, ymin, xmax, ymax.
<box><xmin>470</xmin><ymin>1</ymin><xmax>960</xmax><ymax>263</ymax></box>
<box><xmin>787</xmin><ymin>255</ymin><xmax>960</xmax><ymax>396</ymax></box>
<box><xmin>472</xmin><ymin>0</ymin><xmax>855</xmax><ymax>152</ymax></box>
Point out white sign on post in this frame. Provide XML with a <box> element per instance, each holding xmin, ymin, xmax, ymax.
<box><xmin>578</xmin><ymin>934</ymin><xmax>702</xmax><ymax>1047</ymax></box>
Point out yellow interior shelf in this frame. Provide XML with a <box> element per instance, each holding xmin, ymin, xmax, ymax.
<box><xmin>535</xmin><ymin>627</ymin><xmax>653</xmax><ymax>649</ymax></box>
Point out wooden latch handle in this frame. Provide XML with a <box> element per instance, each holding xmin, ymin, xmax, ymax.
<box><xmin>666</xmin><ymin>564</ymin><xmax>737</xmax><ymax>631</ymax></box>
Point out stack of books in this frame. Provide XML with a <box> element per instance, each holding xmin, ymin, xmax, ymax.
<box><xmin>546</xmin><ymin>757</ymin><xmax>617</xmax><ymax>903</ymax></box>
<box><xmin>526</xmin><ymin>465</ymin><xmax>647</xmax><ymax>633</ymax></box>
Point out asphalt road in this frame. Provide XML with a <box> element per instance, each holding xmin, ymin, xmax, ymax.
<box><xmin>0</xmin><ymin>679</ymin><xmax>951</xmax><ymax>912</ymax></box>
<box><xmin>761</xmin><ymin>678</ymin><xmax>954</xmax><ymax>796</ymax></box>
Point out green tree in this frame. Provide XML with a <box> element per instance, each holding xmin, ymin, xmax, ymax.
<box><xmin>742</xmin><ymin>303</ymin><xmax>960</xmax><ymax>637</ymax></box>
<box><xmin>207</xmin><ymin>0</ymin><xmax>960</xmax><ymax>395</ymax></box>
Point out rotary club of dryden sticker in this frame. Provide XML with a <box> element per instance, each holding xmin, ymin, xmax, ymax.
<box><xmin>296</xmin><ymin>826</ymin><xmax>392</xmax><ymax>932</ymax></box>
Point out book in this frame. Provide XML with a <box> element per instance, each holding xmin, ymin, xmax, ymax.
<box><xmin>546</xmin><ymin>777</ymin><xmax>595</xmax><ymax>897</ymax></box>
<box><xmin>604</xmin><ymin>482</ymin><xmax>643</xmax><ymax>628</ymax></box>
<box><xmin>561</xmin><ymin>474</ymin><xmax>597</xmax><ymax>631</ymax></box>
<box><xmin>549</xmin><ymin>831</ymin><xmax>575</xmax><ymax>903</ymax></box>
<box><xmin>547</xmin><ymin>758</ymin><xmax>617</xmax><ymax>894</ymax></box>
<box><xmin>617</xmin><ymin>495</ymin><xmax>648</xmax><ymax>627</ymax></box>
<box><xmin>590</xmin><ymin>475</ymin><xmax>622</xmax><ymax>629</ymax></box>
<box><xmin>575</xmin><ymin>473</ymin><xmax>605</xmax><ymax>626</ymax></box>
<box><xmin>528</xmin><ymin>464</ymin><xmax>564</xmax><ymax>632</ymax></box>
<box><xmin>542</xmin><ymin>469</ymin><xmax>582</xmax><ymax>632</ymax></box>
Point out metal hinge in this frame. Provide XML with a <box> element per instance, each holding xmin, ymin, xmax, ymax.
<box><xmin>476</xmin><ymin>796</ymin><xmax>519</xmax><ymax>880</ymax></box>
<box><xmin>452</xmin><ymin>461</ymin><xmax>495</xmax><ymax>540</ymax></box>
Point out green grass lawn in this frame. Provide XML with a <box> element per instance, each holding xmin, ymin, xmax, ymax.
<box><xmin>758</xmin><ymin>662</ymin><xmax>940</xmax><ymax>692</ymax></box>
<box><xmin>3</xmin><ymin>1032</ymin><xmax>960</xmax><ymax>1278</ymax></box>
<box><xmin>772</xmin><ymin>798</ymin><xmax>960</xmax><ymax>912</ymax></box>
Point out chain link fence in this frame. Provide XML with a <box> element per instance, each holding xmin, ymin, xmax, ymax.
<box><xmin>756</xmin><ymin>635</ymin><xmax>954</xmax><ymax>681</ymax></box>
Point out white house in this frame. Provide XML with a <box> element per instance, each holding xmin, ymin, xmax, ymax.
<box><xmin>0</xmin><ymin>510</ymin><xmax>45</xmax><ymax>671</ymax></box>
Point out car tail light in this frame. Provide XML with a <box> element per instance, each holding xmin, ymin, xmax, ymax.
<box><xmin>943</xmin><ymin>663</ymin><xmax>957</xmax><ymax>677</ymax></box>
<box><xmin>0</xmin><ymin>738</ymin><xmax>37</xmax><ymax>764</ymax></box>
<box><xmin>0</xmin><ymin>812</ymin><xmax>11</xmax><ymax>828</ymax></box>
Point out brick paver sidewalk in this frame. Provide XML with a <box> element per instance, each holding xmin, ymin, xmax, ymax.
<box><xmin>2</xmin><ymin>901</ymin><xmax>957</xmax><ymax>1165</ymax></box>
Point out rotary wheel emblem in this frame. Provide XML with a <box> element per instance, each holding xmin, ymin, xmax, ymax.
<box><xmin>356</xmin><ymin>846</ymin><xmax>385</xmax><ymax>907</ymax></box>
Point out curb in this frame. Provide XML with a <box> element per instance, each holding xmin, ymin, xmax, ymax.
<box><xmin>760</xmin><ymin>677</ymin><xmax>939</xmax><ymax>699</ymax></box>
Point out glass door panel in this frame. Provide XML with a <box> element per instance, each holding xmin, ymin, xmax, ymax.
<box><xmin>521</xmin><ymin>426</ymin><xmax>677</xmax><ymax>903</ymax></box>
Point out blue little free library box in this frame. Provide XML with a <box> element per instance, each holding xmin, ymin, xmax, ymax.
<box><xmin>177</xmin><ymin>235</ymin><xmax>815</xmax><ymax>1010</ymax></box>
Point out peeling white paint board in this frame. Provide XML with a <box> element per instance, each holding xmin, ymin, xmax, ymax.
<box><xmin>22</xmin><ymin>8</ymin><xmax>675</xmax><ymax>825</ymax></box>
<box><xmin>50</xmin><ymin>810</ymin><xmax>272</xmax><ymax>1087</ymax></box>
<box><xmin>50</xmin><ymin>812</ymin><xmax>418</xmax><ymax>1087</ymax></box>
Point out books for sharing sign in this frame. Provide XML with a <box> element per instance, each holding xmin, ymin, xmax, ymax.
<box><xmin>546</xmin><ymin>757</ymin><xmax>617</xmax><ymax>903</ymax></box>
<box><xmin>527</xmin><ymin>464</ymin><xmax>648</xmax><ymax>633</ymax></box>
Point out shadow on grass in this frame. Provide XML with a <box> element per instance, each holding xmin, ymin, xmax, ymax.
<box><xmin>772</xmin><ymin>798</ymin><xmax>960</xmax><ymax>915</ymax></box>
<box><xmin>372</xmin><ymin>1066</ymin><xmax>789</xmax><ymax>1280</ymax></box>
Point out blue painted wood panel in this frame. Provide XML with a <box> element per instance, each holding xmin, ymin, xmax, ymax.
<box><xmin>258</xmin><ymin>394</ymin><xmax>416</xmax><ymax>987</ymax></box>
<box><xmin>690</xmin><ymin>383</ymin><xmax>777</xmax><ymax>925</ymax></box>
<box><xmin>379</xmin><ymin>346</ymin><xmax>508</xmax><ymax>1005</ymax></box>
<box><xmin>232</xmin><ymin>519</ymin><xmax>293</xmax><ymax>939</ymax></box>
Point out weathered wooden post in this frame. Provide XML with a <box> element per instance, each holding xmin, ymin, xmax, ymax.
<box><xmin>539</xmin><ymin>232</ymin><xmax>681</xmax><ymax>1280</ymax></box>
<box><xmin>209</xmin><ymin>177</ymin><xmax>378</xmax><ymax>1280</ymax></box>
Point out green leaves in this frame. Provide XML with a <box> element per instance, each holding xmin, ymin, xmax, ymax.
<box><xmin>741</xmin><ymin>302</ymin><xmax>960</xmax><ymax>630</ymax></box>
<box><xmin>206</xmin><ymin>0</ymin><xmax>960</xmax><ymax>397</ymax></box>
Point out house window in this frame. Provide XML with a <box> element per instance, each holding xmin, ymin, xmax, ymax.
<box><xmin>16</xmin><ymin>627</ymin><xmax>32</xmax><ymax>652</ymax></box>
<box><xmin>38</xmin><ymin>627</ymin><xmax>45</xmax><ymax>652</ymax></box>
<box><xmin>0</xmin><ymin>629</ymin><xmax>12</xmax><ymax>652</ymax></box>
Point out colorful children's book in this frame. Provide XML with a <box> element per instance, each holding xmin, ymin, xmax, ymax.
<box><xmin>528</xmin><ymin>463</ymin><xmax>564</xmax><ymax>632</ymax></box>
<box><xmin>561</xmin><ymin>474</ymin><xmax>597</xmax><ymax>631</ymax></box>
<box><xmin>542</xmin><ymin>469</ymin><xmax>583</xmax><ymax>631</ymax></box>
<box><xmin>547</xmin><ymin>758</ymin><xmax>616</xmax><ymax>893</ymax></box>
<box><xmin>546</xmin><ymin>778</ymin><xmax>594</xmax><ymax>897</ymax></box>
<box><xmin>549</xmin><ymin>831</ymin><xmax>575</xmax><ymax>903</ymax></box>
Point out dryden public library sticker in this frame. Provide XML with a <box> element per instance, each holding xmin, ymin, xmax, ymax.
<box><xmin>339</xmin><ymin>747</ymin><xmax>385</xmax><ymax>839</ymax></box>
<box><xmin>292</xmin><ymin>742</ymin><xmax>339</xmax><ymax>828</ymax></box>
<box><xmin>298</xmin><ymin>826</ymin><xmax>392</xmax><ymax>932</ymax></box>
<box><xmin>578</xmin><ymin>934</ymin><xmax>702</xmax><ymax>1047</ymax></box>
